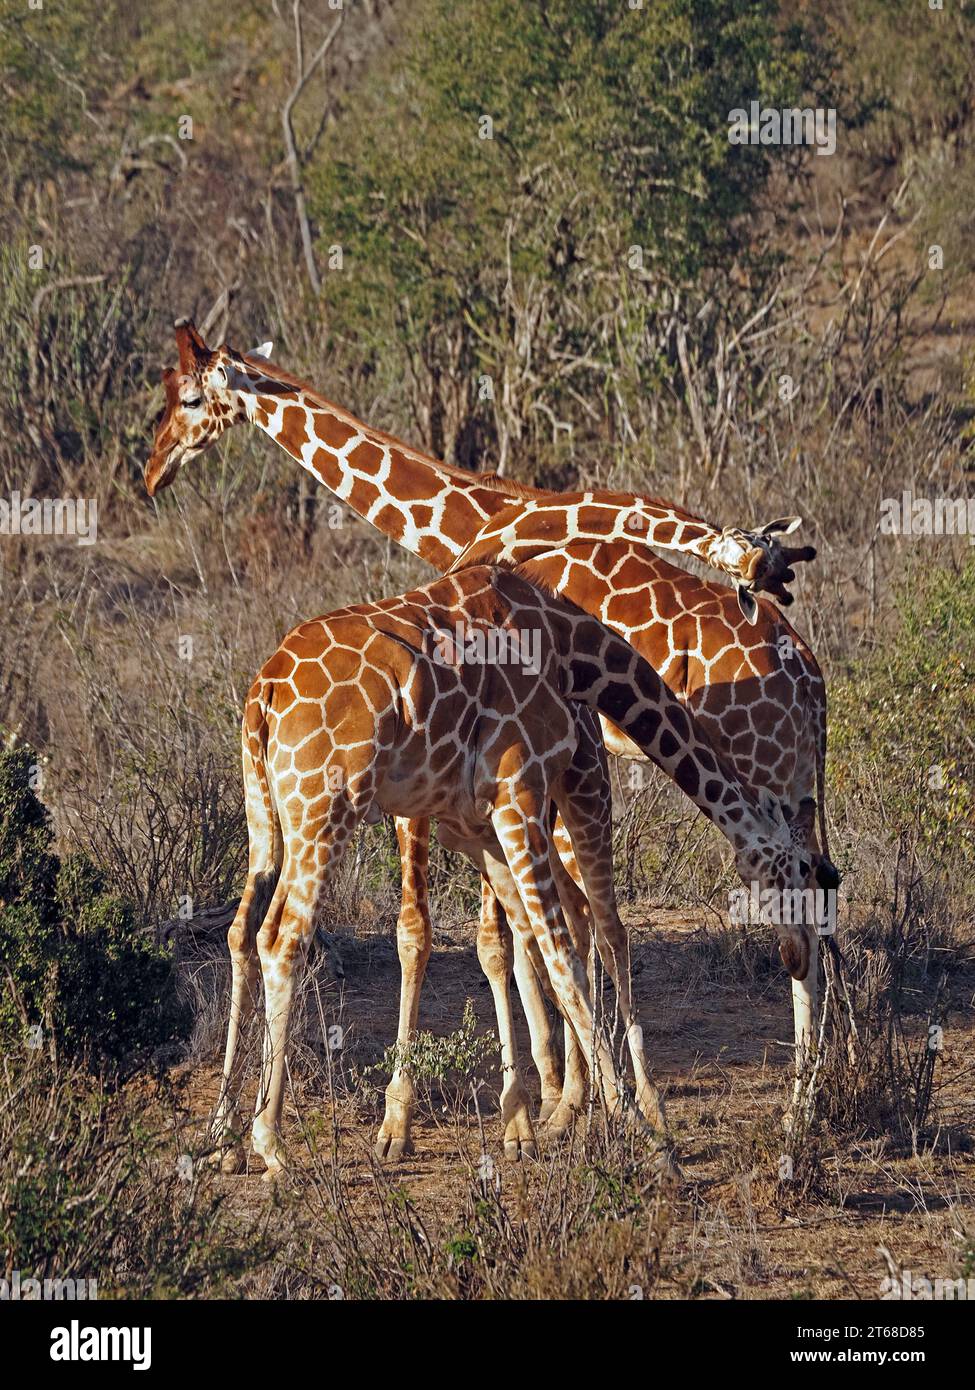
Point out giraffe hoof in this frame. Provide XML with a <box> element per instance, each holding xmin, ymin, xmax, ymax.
<box><xmin>541</xmin><ymin>1104</ymin><xmax>580</xmax><ymax>1140</ymax></box>
<box><xmin>261</xmin><ymin>1162</ymin><xmax>287</xmax><ymax>1185</ymax></box>
<box><xmin>375</xmin><ymin>1133</ymin><xmax>414</xmax><ymax>1163</ymax></box>
<box><xmin>650</xmin><ymin>1143</ymin><xmax>683</xmax><ymax>1186</ymax></box>
<box><xmin>504</xmin><ymin>1138</ymin><xmax>538</xmax><ymax>1162</ymax></box>
<box><xmin>201</xmin><ymin>1142</ymin><xmax>246</xmax><ymax>1174</ymax></box>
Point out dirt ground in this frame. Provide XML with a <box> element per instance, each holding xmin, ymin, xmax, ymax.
<box><xmin>179</xmin><ymin>907</ymin><xmax>975</xmax><ymax>1300</ymax></box>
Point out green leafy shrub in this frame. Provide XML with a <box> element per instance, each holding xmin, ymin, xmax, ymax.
<box><xmin>311</xmin><ymin>0</ymin><xmax>832</xmax><ymax>474</ymax></box>
<box><xmin>0</xmin><ymin>743</ymin><xmax>187</xmax><ymax>1070</ymax></box>
<box><xmin>366</xmin><ymin>999</ymin><xmax>498</xmax><ymax>1090</ymax></box>
<box><xmin>828</xmin><ymin>555</ymin><xmax>975</xmax><ymax>877</ymax></box>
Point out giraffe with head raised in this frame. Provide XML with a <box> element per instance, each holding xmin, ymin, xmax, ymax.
<box><xmin>144</xmin><ymin>322</ymin><xmax>832</xmax><ymax>1152</ymax></box>
<box><xmin>209</xmin><ymin>564</ymin><xmax>823</xmax><ymax>1178</ymax></box>
<box><xmin>145</xmin><ymin>321</ymin><xmax>813</xmax><ymax>606</ymax></box>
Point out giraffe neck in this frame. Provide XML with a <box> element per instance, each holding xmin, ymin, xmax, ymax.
<box><xmin>589</xmin><ymin>670</ymin><xmax>764</xmax><ymax>853</ymax></box>
<box><xmin>228</xmin><ymin>355</ymin><xmax>744</xmax><ymax>577</ymax></box>
<box><xmin>493</xmin><ymin>570</ymin><xmax>769</xmax><ymax>855</ymax></box>
<box><xmin>450</xmin><ymin>496</ymin><xmax>755</xmax><ymax>580</ymax></box>
<box><xmin>232</xmin><ymin>359</ymin><xmax>522</xmax><ymax>569</ymax></box>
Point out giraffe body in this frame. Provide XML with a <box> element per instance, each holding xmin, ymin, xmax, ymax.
<box><xmin>145</xmin><ymin>323</ymin><xmax>833</xmax><ymax>1154</ymax></box>
<box><xmin>211</xmin><ymin>566</ymin><xmax>822</xmax><ymax>1177</ymax></box>
<box><xmin>388</xmin><ymin>537</ymin><xmax>832</xmax><ymax>1151</ymax></box>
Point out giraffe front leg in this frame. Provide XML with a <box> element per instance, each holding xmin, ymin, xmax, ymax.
<box><xmin>552</xmin><ymin>756</ymin><xmax>677</xmax><ymax>1172</ymax></box>
<box><xmin>436</xmin><ymin>824</ymin><xmax>539</xmax><ymax>1163</ymax></box>
<box><xmin>543</xmin><ymin>1021</ymin><xmax>588</xmax><ymax>1138</ymax></box>
<box><xmin>474</xmin><ymin>873</ymin><xmax>537</xmax><ymax>1161</ymax></box>
<box><xmin>508</xmin><ymin>901</ymin><xmax>564</xmax><ymax>1121</ymax></box>
<box><xmin>376</xmin><ymin>818</ymin><xmax>432</xmax><ymax>1162</ymax></box>
<box><xmin>545</xmin><ymin>829</ymin><xmax>593</xmax><ymax>1136</ymax></box>
<box><xmin>786</xmin><ymin>928</ymin><xmax>820</xmax><ymax>1132</ymax></box>
<box><xmin>488</xmin><ymin>802</ymin><xmax>627</xmax><ymax>1127</ymax></box>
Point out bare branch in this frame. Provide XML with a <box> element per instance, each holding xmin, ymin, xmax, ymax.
<box><xmin>282</xmin><ymin>1</ymin><xmax>346</xmax><ymax>295</ymax></box>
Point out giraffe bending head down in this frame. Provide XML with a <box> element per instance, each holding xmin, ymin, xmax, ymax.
<box><xmin>210</xmin><ymin>565</ymin><xmax>827</xmax><ymax>1179</ymax></box>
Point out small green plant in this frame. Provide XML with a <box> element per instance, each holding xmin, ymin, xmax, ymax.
<box><xmin>366</xmin><ymin>999</ymin><xmax>498</xmax><ymax>1089</ymax></box>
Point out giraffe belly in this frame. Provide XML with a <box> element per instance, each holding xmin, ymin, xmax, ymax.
<box><xmin>374</xmin><ymin>740</ymin><xmax>482</xmax><ymax>829</ymax></box>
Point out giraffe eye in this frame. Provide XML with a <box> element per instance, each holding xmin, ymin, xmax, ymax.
<box><xmin>182</xmin><ymin>394</ymin><xmax>202</xmax><ymax>409</ymax></box>
<box><xmin>799</xmin><ymin>860</ymin><xmax>810</xmax><ymax>877</ymax></box>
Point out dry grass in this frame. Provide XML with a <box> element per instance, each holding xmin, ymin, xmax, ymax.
<box><xmin>2</xmin><ymin>0</ymin><xmax>975</xmax><ymax>1304</ymax></box>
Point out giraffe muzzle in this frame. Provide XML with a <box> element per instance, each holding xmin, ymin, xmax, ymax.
<box><xmin>145</xmin><ymin>447</ymin><xmax>180</xmax><ymax>497</ymax></box>
<box><xmin>777</xmin><ymin>925</ymin><xmax>810</xmax><ymax>981</ymax></box>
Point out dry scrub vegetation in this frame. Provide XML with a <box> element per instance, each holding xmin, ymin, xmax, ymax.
<box><xmin>1</xmin><ymin>0</ymin><xmax>974</xmax><ymax>1299</ymax></box>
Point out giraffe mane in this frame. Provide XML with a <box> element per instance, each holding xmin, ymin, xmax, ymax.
<box><xmin>234</xmin><ymin>348</ymin><xmax>543</xmax><ymax>497</ymax></box>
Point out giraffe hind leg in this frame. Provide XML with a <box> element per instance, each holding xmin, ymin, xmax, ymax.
<box><xmin>252</xmin><ymin>818</ymin><xmax>355</xmax><ymax>1179</ymax></box>
<box><xmin>209</xmin><ymin>717</ymin><xmax>283</xmax><ymax>1173</ymax></box>
<box><xmin>207</xmin><ymin>869</ymin><xmax>278</xmax><ymax>1172</ymax></box>
<box><xmin>376</xmin><ymin>817</ymin><xmax>433</xmax><ymax>1162</ymax></box>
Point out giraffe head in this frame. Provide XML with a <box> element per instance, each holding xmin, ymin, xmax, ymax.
<box><xmin>145</xmin><ymin>320</ymin><xmax>272</xmax><ymax>496</ymax></box>
<box><xmin>733</xmin><ymin>794</ymin><xmax>838</xmax><ymax>980</ymax></box>
<box><xmin>728</xmin><ymin>518</ymin><xmax>818</xmax><ymax>623</ymax></box>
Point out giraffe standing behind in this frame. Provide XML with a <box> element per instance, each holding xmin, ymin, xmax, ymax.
<box><xmin>144</xmin><ymin>321</ymin><xmax>814</xmax><ymax>601</ymax></box>
<box><xmin>210</xmin><ymin>566</ymin><xmax>824</xmax><ymax>1178</ymax></box>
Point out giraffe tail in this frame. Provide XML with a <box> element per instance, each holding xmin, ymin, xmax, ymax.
<box><xmin>811</xmin><ymin>680</ymin><xmax>839</xmax><ymax>889</ymax></box>
<box><xmin>242</xmin><ymin>677</ymin><xmax>284</xmax><ymax>882</ymax></box>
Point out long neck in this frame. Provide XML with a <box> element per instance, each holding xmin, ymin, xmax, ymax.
<box><xmin>231</xmin><ymin>356</ymin><xmax>748</xmax><ymax>579</ymax></box>
<box><xmin>233</xmin><ymin>358</ymin><xmax>526</xmax><ymax>570</ymax></box>
<box><xmin>495</xmin><ymin>570</ymin><xmax>765</xmax><ymax>853</ymax></box>
<box><xmin>450</xmin><ymin>495</ymin><xmax>758</xmax><ymax>587</ymax></box>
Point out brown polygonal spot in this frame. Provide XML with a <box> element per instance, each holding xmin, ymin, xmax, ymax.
<box><xmin>348</xmin><ymin>438</ymin><xmax>385</xmax><ymax>473</ymax></box>
<box><xmin>279</xmin><ymin>405</ymin><xmax>309</xmax><ymax>456</ymax></box>
<box><xmin>314</xmin><ymin>412</ymin><xmax>358</xmax><ymax>450</ymax></box>
<box><xmin>373</xmin><ymin>504</ymin><xmax>406</xmax><ymax>542</ymax></box>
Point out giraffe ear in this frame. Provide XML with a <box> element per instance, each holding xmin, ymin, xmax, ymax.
<box><xmin>248</xmin><ymin>341</ymin><xmax>274</xmax><ymax>360</ymax></box>
<box><xmin>758</xmin><ymin>516</ymin><xmax>802</xmax><ymax>538</ymax></box>
<box><xmin>737</xmin><ymin>584</ymin><xmax>759</xmax><ymax>625</ymax></box>
<box><xmin>174</xmin><ymin>318</ymin><xmax>211</xmax><ymax>374</ymax></box>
